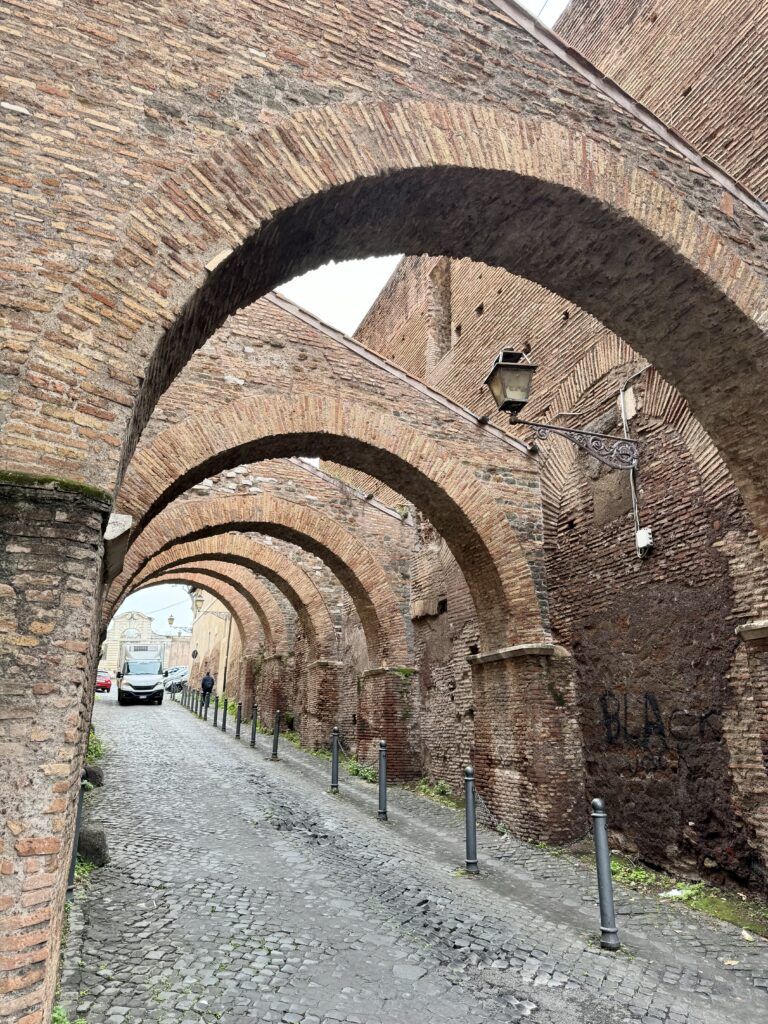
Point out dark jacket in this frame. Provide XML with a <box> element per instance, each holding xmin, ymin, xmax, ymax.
<box><xmin>201</xmin><ymin>673</ymin><xmax>215</xmax><ymax>693</ymax></box>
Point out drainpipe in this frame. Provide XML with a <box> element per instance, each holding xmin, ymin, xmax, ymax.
<box><xmin>221</xmin><ymin>614</ymin><xmax>233</xmax><ymax>695</ymax></box>
<box><xmin>619</xmin><ymin>365</ymin><xmax>652</xmax><ymax>559</ymax></box>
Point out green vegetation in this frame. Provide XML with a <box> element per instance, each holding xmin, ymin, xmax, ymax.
<box><xmin>607</xmin><ymin>854</ymin><xmax>768</xmax><ymax>938</ymax></box>
<box><xmin>405</xmin><ymin>777</ymin><xmax>461</xmax><ymax>808</ymax></box>
<box><xmin>346</xmin><ymin>758</ymin><xmax>377</xmax><ymax>783</ymax></box>
<box><xmin>85</xmin><ymin>731</ymin><xmax>104</xmax><ymax>764</ymax></box>
<box><xmin>0</xmin><ymin>468</ymin><xmax>112</xmax><ymax>505</ymax></box>
<box><xmin>73</xmin><ymin>856</ymin><xmax>96</xmax><ymax>885</ymax></box>
<box><xmin>52</xmin><ymin>1005</ymin><xmax>88</xmax><ymax>1024</ymax></box>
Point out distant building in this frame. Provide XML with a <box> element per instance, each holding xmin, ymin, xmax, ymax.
<box><xmin>100</xmin><ymin>610</ymin><xmax>191</xmax><ymax>675</ymax></box>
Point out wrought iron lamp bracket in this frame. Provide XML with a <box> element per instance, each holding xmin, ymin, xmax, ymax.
<box><xmin>515</xmin><ymin>419</ymin><xmax>640</xmax><ymax>471</ymax></box>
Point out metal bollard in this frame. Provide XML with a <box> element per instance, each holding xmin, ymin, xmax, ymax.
<box><xmin>194</xmin><ymin>691</ymin><xmax>199</xmax><ymax>715</ymax></box>
<box><xmin>182</xmin><ymin>685</ymin><xmax>186</xmax><ymax>708</ymax></box>
<box><xmin>464</xmin><ymin>766</ymin><xmax>479</xmax><ymax>874</ymax></box>
<box><xmin>378</xmin><ymin>740</ymin><xmax>388</xmax><ymax>821</ymax></box>
<box><xmin>235</xmin><ymin>702</ymin><xmax>242</xmax><ymax>739</ymax></box>
<box><xmin>330</xmin><ymin>726</ymin><xmax>340</xmax><ymax>793</ymax></box>
<box><xmin>591</xmin><ymin>798</ymin><xmax>620</xmax><ymax>950</ymax></box>
<box><xmin>213</xmin><ymin>695</ymin><xmax>219</xmax><ymax>727</ymax></box>
<box><xmin>203</xmin><ymin>693</ymin><xmax>209</xmax><ymax>721</ymax></box>
<box><xmin>250</xmin><ymin>704</ymin><xmax>258</xmax><ymax>747</ymax></box>
<box><xmin>66</xmin><ymin>770</ymin><xmax>87</xmax><ymax>897</ymax></box>
<box><xmin>221</xmin><ymin>698</ymin><xmax>228</xmax><ymax>733</ymax></box>
<box><xmin>271</xmin><ymin>709</ymin><xmax>281</xmax><ymax>761</ymax></box>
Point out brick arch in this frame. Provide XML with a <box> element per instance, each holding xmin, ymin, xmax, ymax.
<box><xmin>117</xmin><ymin>397</ymin><xmax>543</xmax><ymax>649</ymax></box>
<box><xmin>4</xmin><ymin>101</ymin><xmax>766</xmax><ymax>541</ymax></box>
<box><xmin>106</xmin><ymin>534</ymin><xmax>337</xmax><ymax>661</ymax></box>
<box><xmin>110</xmin><ymin>493</ymin><xmax>409</xmax><ymax>667</ymax></box>
<box><xmin>538</xmin><ymin>336</ymin><xmax>758</xmax><ymax>550</ymax></box>
<box><xmin>131</xmin><ymin>575</ymin><xmax>262</xmax><ymax>660</ymax></box>
<box><xmin>149</xmin><ymin>561</ymin><xmax>290</xmax><ymax>658</ymax></box>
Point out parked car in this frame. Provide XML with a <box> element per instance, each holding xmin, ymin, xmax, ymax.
<box><xmin>164</xmin><ymin>665</ymin><xmax>189</xmax><ymax>693</ymax></box>
<box><xmin>96</xmin><ymin>670</ymin><xmax>112</xmax><ymax>693</ymax></box>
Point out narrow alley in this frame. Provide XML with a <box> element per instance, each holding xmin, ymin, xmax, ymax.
<box><xmin>60</xmin><ymin>698</ymin><xmax>768</xmax><ymax>1024</ymax></box>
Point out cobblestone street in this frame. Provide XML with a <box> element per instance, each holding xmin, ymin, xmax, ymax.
<box><xmin>60</xmin><ymin>697</ymin><xmax>768</xmax><ymax>1024</ymax></box>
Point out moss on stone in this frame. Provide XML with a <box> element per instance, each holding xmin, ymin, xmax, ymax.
<box><xmin>0</xmin><ymin>469</ymin><xmax>112</xmax><ymax>506</ymax></box>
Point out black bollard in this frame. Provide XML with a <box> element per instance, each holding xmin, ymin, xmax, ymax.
<box><xmin>464</xmin><ymin>766</ymin><xmax>479</xmax><ymax>874</ymax></box>
<box><xmin>591</xmin><ymin>798</ymin><xmax>620</xmax><ymax>950</ymax></box>
<box><xmin>194</xmin><ymin>691</ymin><xmax>199</xmax><ymax>715</ymax></box>
<box><xmin>213</xmin><ymin>695</ymin><xmax>219</xmax><ymax>727</ymax></box>
<box><xmin>271</xmin><ymin>709</ymin><xmax>281</xmax><ymax>761</ymax></box>
<box><xmin>182</xmin><ymin>685</ymin><xmax>186</xmax><ymax>708</ymax></box>
<box><xmin>235</xmin><ymin>702</ymin><xmax>242</xmax><ymax>739</ymax></box>
<box><xmin>203</xmin><ymin>693</ymin><xmax>209</xmax><ymax>721</ymax></box>
<box><xmin>221</xmin><ymin>697</ymin><xmax>228</xmax><ymax>733</ymax></box>
<box><xmin>250</xmin><ymin>704</ymin><xmax>258</xmax><ymax>747</ymax></box>
<box><xmin>330</xmin><ymin>726</ymin><xmax>340</xmax><ymax>793</ymax></box>
<box><xmin>378</xmin><ymin>740</ymin><xmax>388</xmax><ymax>821</ymax></box>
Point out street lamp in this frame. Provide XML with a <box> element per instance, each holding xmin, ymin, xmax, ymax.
<box><xmin>193</xmin><ymin>594</ymin><xmax>204</xmax><ymax>614</ymax></box>
<box><xmin>485</xmin><ymin>350</ymin><xmax>640</xmax><ymax>471</ymax></box>
<box><xmin>168</xmin><ymin>614</ymin><xmax>174</xmax><ymax>628</ymax></box>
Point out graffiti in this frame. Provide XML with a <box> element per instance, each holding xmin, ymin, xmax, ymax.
<box><xmin>598</xmin><ymin>690</ymin><xmax>722</xmax><ymax>773</ymax></box>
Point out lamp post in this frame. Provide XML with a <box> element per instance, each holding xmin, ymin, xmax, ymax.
<box><xmin>484</xmin><ymin>350</ymin><xmax>640</xmax><ymax>471</ymax></box>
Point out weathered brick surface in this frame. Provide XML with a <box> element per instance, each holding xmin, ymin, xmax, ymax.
<box><xmin>0</xmin><ymin>485</ymin><xmax>107</xmax><ymax>1024</ymax></box>
<box><xmin>2</xmin><ymin>3</ymin><xmax>768</xmax><ymax>1020</ymax></box>
<box><xmin>116</xmin><ymin>492</ymin><xmax>411</xmax><ymax>668</ymax></box>
<box><xmin>129</xmin><ymin>532</ymin><xmax>338</xmax><ymax>661</ymax></box>
<box><xmin>2</xmin><ymin>4</ymin><xmax>766</xmax><ymax>532</ymax></box>
<box><xmin>556</xmin><ymin>0</ymin><xmax>768</xmax><ymax>199</ymax></box>
<box><xmin>115</xmin><ymin>297</ymin><xmax>545</xmax><ymax>649</ymax></box>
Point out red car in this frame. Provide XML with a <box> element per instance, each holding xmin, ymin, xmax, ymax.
<box><xmin>96</xmin><ymin>670</ymin><xmax>112</xmax><ymax>693</ymax></box>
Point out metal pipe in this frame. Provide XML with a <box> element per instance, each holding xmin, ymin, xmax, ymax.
<box><xmin>250</xmin><ymin>704</ymin><xmax>258</xmax><ymax>747</ymax></box>
<box><xmin>464</xmin><ymin>766</ymin><xmax>479</xmax><ymax>875</ymax></box>
<box><xmin>330</xmin><ymin>726</ymin><xmax>339</xmax><ymax>793</ymax></box>
<box><xmin>271</xmin><ymin>709</ymin><xmax>281</xmax><ymax>761</ymax></box>
<box><xmin>221</xmin><ymin>697</ymin><xmax>228</xmax><ymax>733</ymax></box>
<box><xmin>66</xmin><ymin>770</ymin><xmax>87</xmax><ymax>896</ymax></box>
<box><xmin>378</xmin><ymin>741</ymin><xmax>388</xmax><ymax>821</ymax></box>
<box><xmin>591</xmin><ymin>798</ymin><xmax>620</xmax><ymax>950</ymax></box>
<box><xmin>235</xmin><ymin>702</ymin><xmax>242</xmax><ymax>739</ymax></box>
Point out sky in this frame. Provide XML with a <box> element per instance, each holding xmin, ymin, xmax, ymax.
<box><xmin>115</xmin><ymin>0</ymin><xmax>571</xmax><ymax>635</ymax></box>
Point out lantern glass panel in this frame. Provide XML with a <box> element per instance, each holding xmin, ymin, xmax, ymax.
<box><xmin>487</xmin><ymin>357</ymin><xmax>536</xmax><ymax>412</ymax></box>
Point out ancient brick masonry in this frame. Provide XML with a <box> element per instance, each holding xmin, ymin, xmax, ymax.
<box><xmin>0</xmin><ymin>485</ymin><xmax>107</xmax><ymax>1023</ymax></box>
<box><xmin>2</xmin><ymin>1</ymin><xmax>768</xmax><ymax>1021</ymax></box>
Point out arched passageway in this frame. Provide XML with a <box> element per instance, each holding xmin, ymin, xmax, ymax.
<box><xmin>109</xmin><ymin>493</ymin><xmax>411</xmax><ymax>669</ymax></box>
<box><xmin>4</xmin><ymin>8</ymin><xmax>767</xmax><ymax>1019</ymax></box>
<box><xmin>116</xmin><ymin>396</ymin><xmax>545</xmax><ymax>650</ymax></box>
<box><xmin>114</xmin><ymin>533</ymin><xmax>338</xmax><ymax>661</ymax></box>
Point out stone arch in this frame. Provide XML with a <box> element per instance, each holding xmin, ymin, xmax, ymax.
<box><xmin>131</xmin><ymin>575</ymin><xmax>261</xmax><ymax>660</ymax></box>
<box><xmin>149</xmin><ymin>560</ymin><xmax>290</xmax><ymax>658</ymax></box>
<box><xmin>4</xmin><ymin>101</ymin><xmax>765</xmax><ymax>541</ymax></box>
<box><xmin>117</xmin><ymin>396</ymin><xmax>543</xmax><ymax>649</ymax></box>
<box><xmin>107</xmin><ymin>533</ymin><xmax>337</xmax><ymax>661</ymax></box>
<box><xmin>110</xmin><ymin>493</ymin><xmax>409</xmax><ymax>668</ymax></box>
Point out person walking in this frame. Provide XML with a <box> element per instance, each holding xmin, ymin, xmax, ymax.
<box><xmin>200</xmin><ymin>669</ymin><xmax>215</xmax><ymax>713</ymax></box>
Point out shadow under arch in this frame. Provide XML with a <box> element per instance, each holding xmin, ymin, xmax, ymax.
<box><xmin>91</xmin><ymin>101</ymin><xmax>767</xmax><ymax>544</ymax></box>
<box><xmin>117</xmin><ymin>397</ymin><xmax>543</xmax><ymax>649</ymax></box>
<box><xmin>109</xmin><ymin>492</ymin><xmax>410</xmax><ymax>668</ymax></box>
<box><xmin>130</xmin><ymin>576</ymin><xmax>260</xmax><ymax>659</ymax></box>
<box><xmin>151</xmin><ymin>561</ymin><xmax>291</xmax><ymax>658</ymax></box>
<box><xmin>107</xmin><ymin>534</ymin><xmax>338</xmax><ymax>661</ymax></box>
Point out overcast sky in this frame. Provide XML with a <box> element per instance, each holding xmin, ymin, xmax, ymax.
<box><xmin>117</xmin><ymin>0</ymin><xmax>571</xmax><ymax>635</ymax></box>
